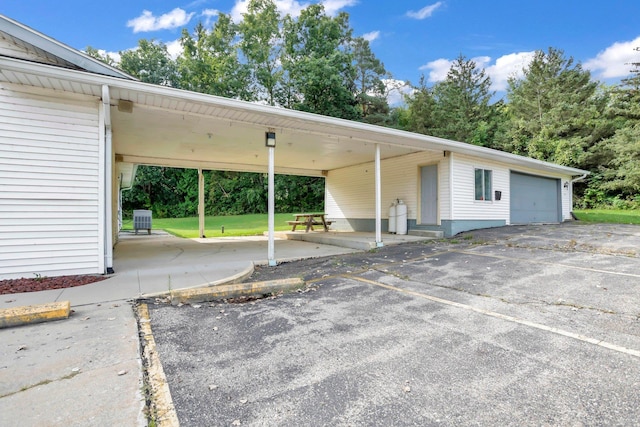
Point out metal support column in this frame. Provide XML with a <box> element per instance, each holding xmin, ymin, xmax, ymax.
<box><xmin>267</xmin><ymin>145</ymin><xmax>276</xmax><ymax>266</ymax></box>
<box><xmin>198</xmin><ymin>168</ymin><xmax>205</xmax><ymax>238</ymax></box>
<box><xmin>375</xmin><ymin>143</ymin><xmax>383</xmax><ymax>247</ymax></box>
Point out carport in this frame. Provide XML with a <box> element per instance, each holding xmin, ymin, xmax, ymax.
<box><xmin>103</xmin><ymin>77</ymin><xmax>454</xmax><ymax>268</ymax></box>
<box><xmin>0</xmin><ymin>17</ymin><xmax>589</xmax><ymax>279</ymax></box>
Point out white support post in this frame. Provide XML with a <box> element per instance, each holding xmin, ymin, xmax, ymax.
<box><xmin>268</xmin><ymin>146</ymin><xmax>276</xmax><ymax>266</ymax></box>
<box><xmin>375</xmin><ymin>143</ymin><xmax>383</xmax><ymax>247</ymax></box>
<box><xmin>198</xmin><ymin>168</ymin><xmax>205</xmax><ymax>238</ymax></box>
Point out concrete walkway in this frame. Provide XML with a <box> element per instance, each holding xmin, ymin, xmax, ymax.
<box><xmin>1</xmin><ymin>230</ymin><xmax>413</xmax><ymax>426</ymax></box>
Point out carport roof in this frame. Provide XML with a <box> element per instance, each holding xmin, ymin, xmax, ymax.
<box><xmin>0</xmin><ymin>53</ymin><xmax>589</xmax><ymax>180</ymax></box>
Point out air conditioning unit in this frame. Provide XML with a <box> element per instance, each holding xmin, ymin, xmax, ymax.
<box><xmin>133</xmin><ymin>209</ymin><xmax>152</xmax><ymax>235</ymax></box>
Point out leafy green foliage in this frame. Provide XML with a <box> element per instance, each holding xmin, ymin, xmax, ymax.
<box><xmin>119</xmin><ymin>39</ymin><xmax>178</xmax><ymax>86</ymax></box>
<box><xmin>123</xmin><ymin>168</ymin><xmax>324</xmax><ymax>218</ymax></box>
<box><xmin>177</xmin><ymin>17</ymin><xmax>252</xmax><ymax>100</ymax></box>
<box><xmin>282</xmin><ymin>4</ymin><xmax>360</xmax><ymax>120</ymax></box>
<box><xmin>431</xmin><ymin>55</ymin><xmax>496</xmax><ymax>144</ymax></box>
<box><xmin>238</xmin><ymin>0</ymin><xmax>283</xmax><ymax>106</ymax></box>
<box><xmin>98</xmin><ymin>6</ymin><xmax>638</xmax><ymax>215</ymax></box>
<box><xmin>121</xmin><ymin>213</ymin><xmax>297</xmax><ymax>238</ymax></box>
<box><xmin>352</xmin><ymin>37</ymin><xmax>390</xmax><ymax>121</ymax></box>
<box><xmin>404</xmin><ymin>58</ymin><xmax>505</xmax><ymax>148</ymax></box>
<box><xmin>504</xmin><ymin>48</ymin><xmax>600</xmax><ymax>166</ymax></box>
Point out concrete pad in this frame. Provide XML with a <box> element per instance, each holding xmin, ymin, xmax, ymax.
<box><xmin>0</xmin><ymin>303</ymin><xmax>145</xmax><ymax>427</ymax></box>
<box><xmin>277</xmin><ymin>231</ymin><xmax>433</xmax><ymax>251</ymax></box>
<box><xmin>0</xmin><ymin>301</ymin><xmax>70</xmax><ymax>329</ymax></box>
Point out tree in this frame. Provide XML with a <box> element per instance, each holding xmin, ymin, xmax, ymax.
<box><xmin>430</xmin><ymin>55</ymin><xmax>496</xmax><ymax>145</ymax></box>
<box><xmin>119</xmin><ymin>39</ymin><xmax>178</xmax><ymax>86</ymax></box>
<box><xmin>351</xmin><ymin>37</ymin><xmax>390</xmax><ymax>122</ymax></box>
<box><xmin>84</xmin><ymin>46</ymin><xmax>118</xmax><ymax>66</ymax></box>
<box><xmin>238</xmin><ymin>0</ymin><xmax>283</xmax><ymax>106</ymax></box>
<box><xmin>505</xmin><ymin>48</ymin><xmax>600</xmax><ymax>166</ymax></box>
<box><xmin>177</xmin><ymin>17</ymin><xmax>252</xmax><ymax>100</ymax></box>
<box><xmin>282</xmin><ymin>4</ymin><xmax>360</xmax><ymax>119</ymax></box>
<box><xmin>592</xmin><ymin>69</ymin><xmax>640</xmax><ymax>197</ymax></box>
<box><xmin>404</xmin><ymin>76</ymin><xmax>438</xmax><ymax>135</ymax></box>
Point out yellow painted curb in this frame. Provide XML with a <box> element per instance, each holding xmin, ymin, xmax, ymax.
<box><xmin>137</xmin><ymin>303</ymin><xmax>179</xmax><ymax>426</ymax></box>
<box><xmin>0</xmin><ymin>301</ymin><xmax>71</xmax><ymax>329</ymax></box>
<box><xmin>170</xmin><ymin>277</ymin><xmax>305</xmax><ymax>305</ymax></box>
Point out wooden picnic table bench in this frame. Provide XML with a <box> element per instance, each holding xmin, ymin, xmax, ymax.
<box><xmin>287</xmin><ymin>213</ymin><xmax>332</xmax><ymax>232</ymax></box>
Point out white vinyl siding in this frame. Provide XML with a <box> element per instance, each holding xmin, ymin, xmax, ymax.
<box><xmin>0</xmin><ymin>83</ymin><xmax>101</xmax><ymax>279</ymax></box>
<box><xmin>326</xmin><ymin>150</ymin><xmax>447</xmax><ymax>222</ymax></box>
<box><xmin>451</xmin><ymin>153</ymin><xmax>572</xmax><ymax>223</ymax></box>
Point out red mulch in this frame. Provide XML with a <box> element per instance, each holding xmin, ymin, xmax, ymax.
<box><xmin>0</xmin><ymin>275</ymin><xmax>109</xmax><ymax>295</ymax></box>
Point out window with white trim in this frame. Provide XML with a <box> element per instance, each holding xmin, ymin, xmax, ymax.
<box><xmin>475</xmin><ymin>168</ymin><xmax>492</xmax><ymax>201</ymax></box>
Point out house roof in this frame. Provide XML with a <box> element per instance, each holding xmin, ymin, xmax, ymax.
<box><xmin>0</xmin><ymin>20</ymin><xmax>589</xmax><ymax>183</ymax></box>
<box><xmin>0</xmin><ymin>14</ymin><xmax>135</xmax><ymax>80</ymax></box>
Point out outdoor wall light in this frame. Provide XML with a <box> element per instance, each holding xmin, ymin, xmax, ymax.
<box><xmin>563</xmin><ymin>181</ymin><xmax>569</xmax><ymax>189</ymax></box>
<box><xmin>265</xmin><ymin>131</ymin><xmax>276</xmax><ymax>147</ymax></box>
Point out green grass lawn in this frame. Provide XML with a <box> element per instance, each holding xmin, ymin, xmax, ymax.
<box><xmin>573</xmin><ymin>209</ymin><xmax>640</xmax><ymax>225</ymax></box>
<box><xmin>122</xmin><ymin>213</ymin><xmax>298</xmax><ymax>238</ymax></box>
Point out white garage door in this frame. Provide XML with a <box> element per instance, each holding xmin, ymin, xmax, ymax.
<box><xmin>510</xmin><ymin>172</ymin><xmax>561</xmax><ymax>224</ymax></box>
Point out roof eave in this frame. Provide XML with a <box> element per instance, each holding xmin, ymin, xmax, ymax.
<box><xmin>0</xmin><ymin>14</ymin><xmax>136</xmax><ymax>80</ymax></box>
<box><xmin>0</xmin><ymin>56</ymin><xmax>589</xmax><ymax>177</ymax></box>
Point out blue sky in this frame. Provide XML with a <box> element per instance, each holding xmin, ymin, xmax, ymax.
<box><xmin>2</xmin><ymin>1</ymin><xmax>639</xmax><ymax>102</ymax></box>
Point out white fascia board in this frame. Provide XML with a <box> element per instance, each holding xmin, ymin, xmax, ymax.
<box><xmin>0</xmin><ymin>14</ymin><xmax>135</xmax><ymax>80</ymax></box>
<box><xmin>0</xmin><ymin>56</ymin><xmax>589</xmax><ymax>178</ymax></box>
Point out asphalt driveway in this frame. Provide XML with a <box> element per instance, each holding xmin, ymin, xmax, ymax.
<box><xmin>146</xmin><ymin>223</ymin><xmax>640</xmax><ymax>426</ymax></box>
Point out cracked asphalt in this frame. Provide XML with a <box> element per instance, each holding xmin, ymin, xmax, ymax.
<box><xmin>147</xmin><ymin>223</ymin><xmax>640</xmax><ymax>426</ymax></box>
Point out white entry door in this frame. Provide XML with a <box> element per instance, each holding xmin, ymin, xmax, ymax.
<box><xmin>420</xmin><ymin>165</ymin><xmax>438</xmax><ymax>224</ymax></box>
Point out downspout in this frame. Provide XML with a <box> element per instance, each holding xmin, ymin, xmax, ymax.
<box><xmin>102</xmin><ymin>85</ymin><xmax>114</xmax><ymax>274</ymax></box>
<box><xmin>571</xmin><ymin>173</ymin><xmax>588</xmax><ymax>185</ymax></box>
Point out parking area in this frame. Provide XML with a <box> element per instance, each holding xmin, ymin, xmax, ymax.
<box><xmin>146</xmin><ymin>223</ymin><xmax>640</xmax><ymax>426</ymax></box>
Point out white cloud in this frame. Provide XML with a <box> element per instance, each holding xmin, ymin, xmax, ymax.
<box><xmin>383</xmin><ymin>79</ymin><xmax>415</xmax><ymax>106</ymax></box>
<box><xmin>166</xmin><ymin>39</ymin><xmax>184</xmax><ymax>59</ymax></box>
<box><xmin>88</xmin><ymin>49</ymin><xmax>121</xmax><ymax>65</ymax></box>
<box><xmin>484</xmin><ymin>51</ymin><xmax>535</xmax><ymax>91</ymax></box>
<box><xmin>201</xmin><ymin>9</ymin><xmax>220</xmax><ymax>27</ymax></box>
<box><xmin>419</xmin><ymin>58</ymin><xmax>452</xmax><ymax>82</ymax></box>
<box><xmin>362</xmin><ymin>31</ymin><xmax>380</xmax><ymax>42</ymax></box>
<box><xmin>231</xmin><ymin>0</ymin><xmax>303</xmax><ymax>22</ymax></box>
<box><xmin>406</xmin><ymin>2</ymin><xmax>442</xmax><ymax>20</ymax></box>
<box><xmin>230</xmin><ymin>0</ymin><xmax>356</xmax><ymax>22</ymax></box>
<box><xmin>584</xmin><ymin>36</ymin><xmax>640</xmax><ymax>79</ymax></box>
<box><xmin>127</xmin><ymin>8</ymin><xmax>195</xmax><ymax>33</ymax></box>
<box><xmin>419</xmin><ymin>51</ymin><xmax>536</xmax><ymax>92</ymax></box>
<box><xmin>322</xmin><ymin>0</ymin><xmax>358</xmax><ymax>16</ymax></box>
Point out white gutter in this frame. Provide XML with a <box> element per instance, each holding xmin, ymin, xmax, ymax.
<box><xmin>571</xmin><ymin>173</ymin><xmax>588</xmax><ymax>184</ymax></box>
<box><xmin>102</xmin><ymin>85</ymin><xmax>114</xmax><ymax>274</ymax></box>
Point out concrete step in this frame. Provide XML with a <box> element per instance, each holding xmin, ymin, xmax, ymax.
<box><xmin>408</xmin><ymin>229</ymin><xmax>444</xmax><ymax>238</ymax></box>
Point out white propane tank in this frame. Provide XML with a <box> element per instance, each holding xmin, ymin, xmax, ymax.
<box><xmin>388</xmin><ymin>201</ymin><xmax>397</xmax><ymax>234</ymax></box>
<box><xmin>396</xmin><ymin>199</ymin><xmax>408</xmax><ymax>235</ymax></box>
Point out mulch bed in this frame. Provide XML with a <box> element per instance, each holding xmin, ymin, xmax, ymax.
<box><xmin>0</xmin><ymin>275</ymin><xmax>108</xmax><ymax>295</ymax></box>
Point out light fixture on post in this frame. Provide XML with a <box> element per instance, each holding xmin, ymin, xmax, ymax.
<box><xmin>265</xmin><ymin>131</ymin><xmax>276</xmax><ymax>147</ymax></box>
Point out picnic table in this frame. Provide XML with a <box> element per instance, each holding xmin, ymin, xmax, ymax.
<box><xmin>287</xmin><ymin>213</ymin><xmax>332</xmax><ymax>232</ymax></box>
